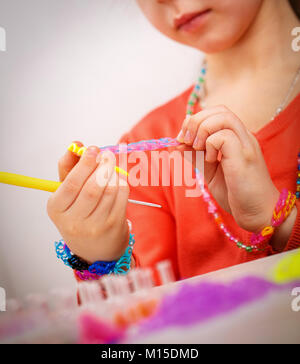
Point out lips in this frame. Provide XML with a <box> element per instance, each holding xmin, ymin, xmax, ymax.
<box><xmin>174</xmin><ymin>10</ymin><xmax>211</xmax><ymax>30</ymax></box>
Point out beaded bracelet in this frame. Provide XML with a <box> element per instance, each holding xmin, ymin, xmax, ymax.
<box><xmin>250</xmin><ymin>189</ymin><xmax>297</xmax><ymax>247</ymax></box>
<box><xmin>55</xmin><ymin>221</ymin><xmax>135</xmax><ymax>281</ymax></box>
<box><xmin>195</xmin><ymin>168</ymin><xmax>296</xmax><ymax>252</ymax></box>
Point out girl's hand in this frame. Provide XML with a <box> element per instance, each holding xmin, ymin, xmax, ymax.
<box><xmin>47</xmin><ymin>142</ymin><xmax>130</xmax><ymax>263</ymax></box>
<box><xmin>177</xmin><ymin>106</ymin><xmax>280</xmax><ymax>233</ymax></box>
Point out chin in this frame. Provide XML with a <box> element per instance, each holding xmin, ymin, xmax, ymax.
<box><xmin>179</xmin><ymin>29</ymin><xmax>247</xmax><ymax>54</ymax></box>
<box><xmin>193</xmin><ymin>38</ymin><xmax>240</xmax><ymax>54</ymax></box>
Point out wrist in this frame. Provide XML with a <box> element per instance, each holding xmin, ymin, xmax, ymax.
<box><xmin>253</xmin><ymin>188</ymin><xmax>280</xmax><ymax>234</ymax></box>
<box><xmin>250</xmin><ymin>189</ymin><xmax>297</xmax><ymax>250</ymax></box>
<box><xmin>55</xmin><ymin>219</ymin><xmax>135</xmax><ymax>281</ymax></box>
<box><xmin>72</xmin><ymin>221</ymin><xmax>130</xmax><ymax>264</ymax></box>
<box><xmin>270</xmin><ymin>205</ymin><xmax>298</xmax><ymax>252</ymax></box>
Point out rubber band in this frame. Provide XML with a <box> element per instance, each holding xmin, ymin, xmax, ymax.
<box><xmin>55</xmin><ymin>226</ymin><xmax>135</xmax><ymax>281</ymax></box>
<box><xmin>68</xmin><ymin>138</ymin><xmax>180</xmax><ymax>157</ymax></box>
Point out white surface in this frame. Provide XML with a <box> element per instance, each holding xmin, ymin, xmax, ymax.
<box><xmin>132</xmin><ymin>290</ymin><xmax>300</xmax><ymax>344</ymax></box>
<box><xmin>127</xmin><ymin>251</ymin><xmax>300</xmax><ymax>344</ymax></box>
<box><xmin>0</xmin><ymin>0</ymin><xmax>202</xmax><ymax>298</ymax></box>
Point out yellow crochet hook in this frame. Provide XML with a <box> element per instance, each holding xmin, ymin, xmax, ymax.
<box><xmin>0</xmin><ymin>172</ymin><xmax>162</xmax><ymax>208</ymax></box>
<box><xmin>0</xmin><ymin>172</ymin><xmax>61</xmax><ymax>193</ymax></box>
<box><xmin>67</xmin><ymin>143</ymin><xmax>129</xmax><ymax>178</ymax></box>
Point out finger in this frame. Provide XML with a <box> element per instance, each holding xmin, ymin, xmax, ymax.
<box><xmin>205</xmin><ymin>129</ymin><xmax>242</xmax><ymax>164</ymax></box>
<box><xmin>193</xmin><ymin>112</ymin><xmax>251</xmax><ymax>151</ymax></box>
<box><xmin>177</xmin><ymin>105</ymin><xmax>229</xmax><ymax>143</ymax></box>
<box><xmin>175</xmin><ymin>144</ymin><xmax>197</xmax><ymax>164</ymax></box>
<box><xmin>91</xmin><ymin>170</ymin><xmax>120</xmax><ymax>222</ymax></box>
<box><xmin>58</xmin><ymin>141</ymin><xmax>84</xmax><ymax>182</ymax></box>
<box><xmin>52</xmin><ymin>146</ymin><xmax>100</xmax><ymax>212</ymax></box>
<box><xmin>176</xmin><ymin>144</ymin><xmax>218</xmax><ymax>185</ymax></box>
<box><xmin>69</xmin><ymin>151</ymin><xmax>116</xmax><ymax>218</ymax></box>
<box><xmin>203</xmin><ymin>156</ymin><xmax>219</xmax><ymax>185</ymax></box>
<box><xmin>182</xmin><ymin>116</ymin><xmax>200</xmax><ymax>146</ymax></box>
<box><xmin>108</xmin><ymin>174</ymin><xmax>130</xmax><ymax>221</ymax></box>
<box><xmin>177</xmin><ymin>115</ymin><xmax>192</xmax><ymax>142</ymax></box>
<box><xmin>178</xmin><ymin>106</ymin><xmax>250</xmax><ymax>148</ymax></box>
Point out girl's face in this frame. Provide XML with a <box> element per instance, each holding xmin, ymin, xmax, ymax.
<box><xmin>136</xmin><ymin>0</ymin><xmax>264</xmax><ymax>53</ymax></box>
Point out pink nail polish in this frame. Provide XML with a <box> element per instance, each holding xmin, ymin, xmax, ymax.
<box><xmin>177</xmin><ymin>130</ymin><xmax>184</xmax><ymax>142</ymax></box>
<box><xmin>86</xmin><ymin>146</ymin><xmax>99</xmax><ymax>157</ymax></box>
<box><xmin>193</xmin><ymin>137</ymin><xmax>199</xmax><ymax>149</ymax></box>
<box><xmin>184</xmin><ymin>130</ymin><xmax>192</xmax><ymax>144</ymax></box>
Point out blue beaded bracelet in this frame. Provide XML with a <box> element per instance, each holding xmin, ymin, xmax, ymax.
<box><xmin>55</xmin><ymin>229</ymin><xmax>135</xmax><ymax>279</ymax></box>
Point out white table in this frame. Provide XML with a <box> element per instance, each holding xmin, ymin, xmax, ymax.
<box><xmin>129</xmin><ymin>250</ymin><xmax>300</xmax><ymax>344</ymax></box>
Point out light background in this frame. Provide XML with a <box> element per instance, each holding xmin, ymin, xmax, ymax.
<box><xmin>0</xmin><ymin>0</ymin><xmax>203</xmax><ymax>298</ymax></box>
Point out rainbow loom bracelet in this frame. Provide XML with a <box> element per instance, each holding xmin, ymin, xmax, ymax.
<box><xmin>75</xmin><ymin>238</ymin><xmax>135</xmax><ymax>281</ymax></box>
<box><xmin>55</xmin><ymin>222</ymin><xmax>135</xmax><ymax>281</ymax></box>
<box><xmin>250</xmin><ymin>189</ymin><xmax>297</xmax><ymax>246</ymax></box>
<box><xmin>68</xmin><ymin>138</ymin><xmax>181</xmax><ymax>156</ymax></box>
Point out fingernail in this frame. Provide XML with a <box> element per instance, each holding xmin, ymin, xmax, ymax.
<box><xmin>184</xmin><ymin>130</ymin><xmax>192</xmax><ymax>144</ymax></box>
<box><xmin>193</xmin><ymin>137</ymin><xmax>200</xmax><ymax>149</ymax></box>
<box><xmin>86</xmin><ymin>146</ymin><xmax>99</xmax><ymax>157</ymax></box>
<box><xmin>177</xmin><ymin>130</ymin><xmax>184</xmax><ymax>142</ymax></box>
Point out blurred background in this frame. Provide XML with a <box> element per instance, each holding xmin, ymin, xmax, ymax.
<box><xmin>0</xmin><ymin>0</ymin><xmax>202</xmax><ymax>299</ymax></box>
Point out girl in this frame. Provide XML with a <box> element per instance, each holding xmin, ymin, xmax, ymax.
<box><xmin>48</xmin><ymin>0</ymin><xmax>300</xmax><ymax>281</ymax></box>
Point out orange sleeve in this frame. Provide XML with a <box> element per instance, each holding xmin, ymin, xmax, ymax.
<box><xmin>284</xmin><ymin>201</ymin><xmax>300</xmax><ymax>251</ymax></box>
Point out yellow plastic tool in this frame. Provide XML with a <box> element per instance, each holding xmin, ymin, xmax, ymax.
<box><xmin>0</xmin><ymin>172</ymin><xmax>61</xmax><ymax>193</ymax></box>
<box><xmin>0</xmin><ymin>171</ymin><xmax>161</xmax><ymax>208</ymax></box>
<box><xmin>0</xmin><ymin>168</ymin><xmax>127</xmax><ymax>193</ymax></box>
<box><xmin>67</xmin><ymin>143</ymin><xmax>128</xmax><ymax>178</ymax></box>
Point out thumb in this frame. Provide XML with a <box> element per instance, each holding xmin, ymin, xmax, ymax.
<box><xmin>175</xmin><ymin>144</ymin><xmax>218</xmax><ymax>185</ymax></box>
<box><xmin>58</xmin><ymin>141</ymin><xmax>83</xmax><ymax>182</ymax></box>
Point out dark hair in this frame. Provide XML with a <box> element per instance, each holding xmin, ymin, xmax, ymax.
<box><xmin>289</xmin><ymin>0</ymin><xmax>300</xmax><ymax>19</ymax></box>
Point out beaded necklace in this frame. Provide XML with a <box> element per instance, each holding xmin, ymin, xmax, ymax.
<box><xmin>188</xmin><ymin>63</ymin><xmax>300</xmax><ymax>120</ymax></box>
<box><xmin>186</xmin><ymin>63</ymin><xmax>300</xmax><ymax>252</ymax></box>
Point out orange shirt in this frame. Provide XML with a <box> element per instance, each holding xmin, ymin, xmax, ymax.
<box><xmin>119</xmin><ymin>87</ymin><xmax>300</xmax><ymax>281</ymax></box>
